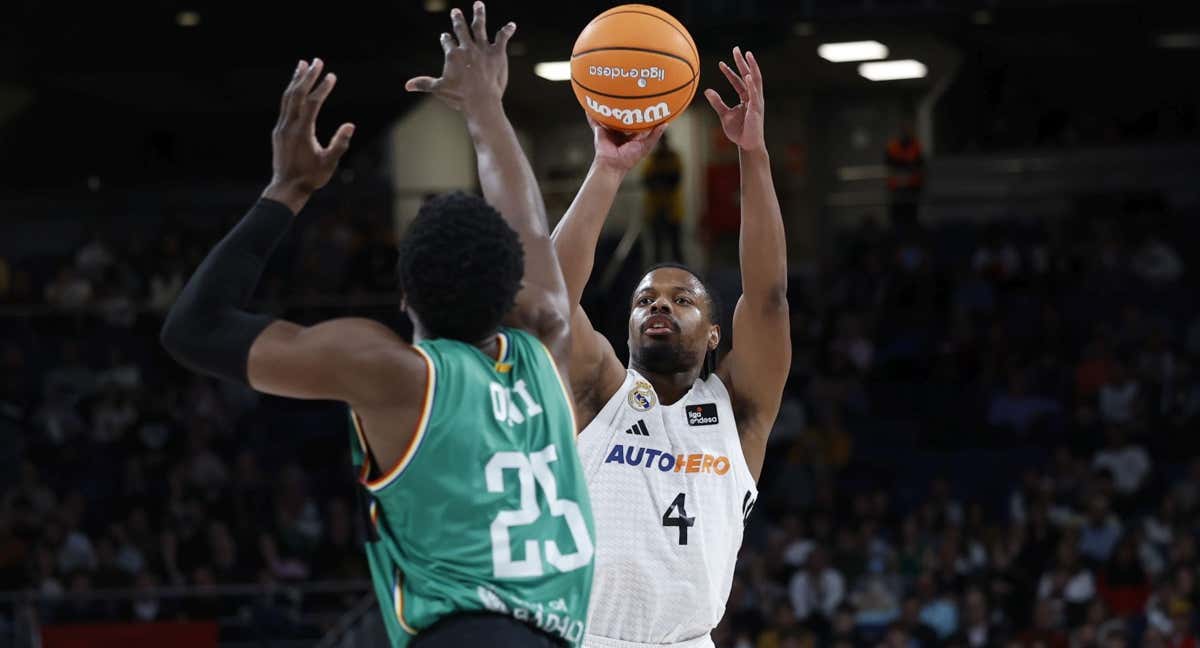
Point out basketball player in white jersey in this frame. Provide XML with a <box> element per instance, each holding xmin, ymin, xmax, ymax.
<box><xmin>552</xmin><ymin>48</ymin><xmax>789</xmax><ymax>647</ymax></box>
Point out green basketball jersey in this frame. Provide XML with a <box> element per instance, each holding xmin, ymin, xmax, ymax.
<box><xmin>348</xmin><ymin>327</ymin><xmax>594</xmax><ymax>647</ymax></box>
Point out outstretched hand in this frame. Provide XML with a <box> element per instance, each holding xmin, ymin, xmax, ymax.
<box><xmin>405</xmin><ymin>1</ymin><xmax>515</xmax><ymax>113</ymax></box>
<box><xmin>264</xmin><ymin>58</ymin><xmax>355</xmax><ymax>214</ymax></box>
<box><xmin>704</xmin><ymin>47</ymin><xmax>766</xmax><ymax>153</ymax></box>
<box><xmin>591</xmin><ymin>119</ymin><xmax>667</xmax><ymax>174</ymax></box>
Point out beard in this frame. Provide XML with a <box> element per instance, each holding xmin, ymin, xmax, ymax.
<box><xmin>631</xmin><ymin>339</ymin><xmax>703</xmax><ymax>375</ymax></box>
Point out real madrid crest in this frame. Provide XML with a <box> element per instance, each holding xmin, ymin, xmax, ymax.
<box><xmin>627</xmin><ymin>380</ymin><xmax>657</xmax><ymax>412</ymax></box>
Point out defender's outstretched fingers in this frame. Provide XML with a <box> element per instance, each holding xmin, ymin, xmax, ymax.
<box><xmin>325</xmin><ymin>123</ymin><xmax>356</xmax><ymax>162</ymax></box>
<box><xmin>746</xmin><ymin>51</ymin><xmax>764</xmax><ymax>96</ymax></box>
<box><xmin>297</xmin><ymin>58</ymin><xmax>325</xmax><ymax>100</ymax></box>
<box><xmin>301</xmin><ymin>73</ymin><xmax>338</xmax><ymax>125</ymax></box>
<box><xmin>704</xmin><ymin>88</ymin><xmax>732</xmax><ymax>115</ymax></box>
<box><xmin>279</xmin><ymin>60</ymin><xmax>307</xmax><ymax>121</ymax></box>
<box><xmin>405</xmin><ymin>76</ymin><xmax>440</xmax><ymax>93</ymax></box>
<box><xmin>732</xmin><ymin>46</ymin><xmax>751</xmax><ymax>79</ymax></box>
<box><xmin>451</xmin><ymin>8</ymin><xmax>472</xmax><ymax>47</ymax></box>
<box><xmin>471</xmin><ymin>1</ymin><xmax>488</xmax><ymax>43</ymax></box>
<box><xmin>494</xmin><ymin>21</ymin><xmax>516</xmax><ymax>50</ymax></box>
<box><xmin>718</xmin><ymin>61</ymin><xmax>748</xmax><ymax>102</ymax></box>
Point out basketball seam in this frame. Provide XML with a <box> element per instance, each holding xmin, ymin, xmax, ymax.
<box><xmin>589</xmin><ymin>9</ymin><xmax>699</xmax><ymax>64</ymax></box>
<box><xmin>570</xmin><ymin>77</ymin><xmax>696</xmax><ymax>101</ymax></box>
<box><xmin>572</xmin><ymin>46</ymin><xmax>696</xmax><ymax>77</ymax></box>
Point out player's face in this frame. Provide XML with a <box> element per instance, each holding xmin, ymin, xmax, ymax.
<box><xmin>627</xmin><ymin>268</ymin><xmax>718</xmax><ymax>375</ymax></box>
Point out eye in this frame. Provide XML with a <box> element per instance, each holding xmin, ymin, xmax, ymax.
<box><xmin>637</xmin><ymin>297</ymin><xmax>653</xmax><ymax>306</ymax></box>
<box><xmin>676</xmin><ymin>297</ymin><xmax>693</xmax><ymax>305</ymax></box>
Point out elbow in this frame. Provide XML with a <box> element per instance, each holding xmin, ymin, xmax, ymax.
<box><xmin>759</xmin><ymin>283</ymin><xmax>790</xmax><ymax>314</ymax></box>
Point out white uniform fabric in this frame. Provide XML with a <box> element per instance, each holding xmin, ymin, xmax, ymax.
<box><xmin>578</xmin><ymin>369</ymin><xmax>757</xmax><ymax>647</ymax></box>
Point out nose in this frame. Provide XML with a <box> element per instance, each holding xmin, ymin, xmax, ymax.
<box><xmin>649</xmin><ymin>296</ymin><xmax>672</xmax><ymax>314</ymax></box>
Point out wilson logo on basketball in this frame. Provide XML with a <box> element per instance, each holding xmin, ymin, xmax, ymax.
<box><xmin>584</xmin><ymin>96</ymin><xmax>671</xmax><ymax>127</ymax></box>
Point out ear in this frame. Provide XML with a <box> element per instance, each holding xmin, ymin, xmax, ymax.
<box><xmin>708</xmin><ymin>323</ymin><xmax>721</xmax><ymax>352</ymax></box>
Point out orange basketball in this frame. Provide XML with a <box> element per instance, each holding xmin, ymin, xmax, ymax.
<box><xmin>570</xmin><ymin>4</ymin><xmax>699</xmax><ymax>133</ymax></box>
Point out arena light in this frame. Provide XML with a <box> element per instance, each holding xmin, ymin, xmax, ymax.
<box><xmin>817</xmin><ymin>40</ymin><xmax>888</xmax><ymax>63</ymax></box>
<box><xmin>175</xmin><ymin>10</ymin><xmax>201</xmax><ymax>27</ymax></box>
<box><xmin>1158</xmin><ymin>33</ymin><xmax>1200</xmax><ymax>49</ymax></box>
<box><xmin>858</xmin><ymin>59</ymin><xmax>927</xmax><ymax>81</ymax></box>
<box><xmin>535</xmin><ymin>61</ymin><xmax>572</xmax><ymax>82</ymax></box>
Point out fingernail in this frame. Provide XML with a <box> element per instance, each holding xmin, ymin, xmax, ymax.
<box><xmin>295</xmin><ymin>60</ymin><xmax>303</xmax><ymax>72</ymax></box>
<box><xmin>506</xmin><ymin>22</ymin><xmax>516</xmax><ymax>31</ymax></box>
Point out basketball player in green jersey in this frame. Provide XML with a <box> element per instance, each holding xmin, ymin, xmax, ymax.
<box><xmin>161</xmin><ymin>4</ymin><xmax>593</xmax><ymax>646</ymax></box>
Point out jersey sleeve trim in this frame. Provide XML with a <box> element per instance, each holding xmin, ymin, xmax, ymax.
<box><xmin>348</xmin><ymin>410</ymin><xmax>372</xmax><ymax>483</ymax></box>
<box><xmin>535</xmin><ymin>337</ymin><xmax>579</xmax><ymax>436</ymax></box>
<box><xmin>365</xmin><ymin>344</ymin><xmax>438</xmax><ymax>492</ymax></box>
<box><xmin>392</xmin><ymin>568</ymin><xmax>418</xmax><ymax>635</ymax></box>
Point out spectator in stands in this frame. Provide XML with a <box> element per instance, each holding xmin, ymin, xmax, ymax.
<box><xmin>1019</xmin><ymin>598</ymin><xmax>1069</xmax><ymax>648</ymax></box>
<box><xmin>1078</xmin><ymin>495</ymin><xmax>1123</xmax><ymax>564</ymax></box>
<box><xmin>1099</xmin><ymin>537</ymin><xmax>1151</xmax><ymax>616</ymax></box>
<box><xmin>1098</xmin><ymin>361</ymin><xmax>1141</xmax><ymax>426</ymax></box>
<box><xmin>1131</xmin><ymin>233</ymin><xmax>1184</xmax><ymax>285</ymax></box>
<box><xmin>789</xmin><ymin>547</ymin><xmax>846</xmax><ymax>626</ymax></box>
<box><xmin>643</xmin><ymin>132</ymin><xmax>685</xmax><ymax>262</ymax></box>
<box><xmin>915</xmin><ymin>571</ymin><xmax>959</xmax><ymax>640</ymax></box>
<box><xmin>44</xmin><ymin>266</ymin><xmax>92</xmax><ymax>309</ymax></box>
<box><xmin>988</xmin><ymin>369</ymin><xmax>1063</xmax><ymax>434</ymax></box>
<box><xmin>885</xmin><ymin>122</ymin><xmax>924</xmax><ymax>231</ymax></box>
<box><xmin>953</xmin><ymin>586</ymin><xmax>1000</xmax><ymax>647</ymax></box>
<box><xmin>1092</xmin><ymin>426</ymin><xmax>1151</xmax><ymax>501</ymax></box>
<box><xmin>1038</xmin><ymin>539</ymin><xmax>1096</xmax><ymax>625</ymax></box>
<box><xmin>74</xmin><ymin>231</ymin><xmax>115</xmax><ymax>282</ymax></box>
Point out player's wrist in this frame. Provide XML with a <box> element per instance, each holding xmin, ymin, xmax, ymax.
<box><xmin>738</xmin><ymin>144</ymin><xmax>769</xmax><ymax>162</ymax></box>
<box><xmin>590</xmin><ymin>158</ymin><xmax>630</xmax><ymax>180</ymax></box>
<box><xmin>261</xmin><ymin>179</ymin><xmax>310</xmax><ymax>215</ymax></box>
<box><xmin>462</xmin><ymin>96</ymin><xmax>506</xmax><ymax>124</ymax></box>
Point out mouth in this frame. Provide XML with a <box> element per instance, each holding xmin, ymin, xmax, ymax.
<box><xmin>642</xmin><ymin>314</ymin><xmax>678</xmax><ymax>338</ymax></box>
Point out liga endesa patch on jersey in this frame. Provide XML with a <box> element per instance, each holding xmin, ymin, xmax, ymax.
<box><xmin>603</xmin><ymin>443</ymin><xmax>732</xmax><ymax>475</ymax></box>
<box><xmin>686</xmin><ymin>403</ymin><xmax>719</xmax><ymax>426</ymax></box>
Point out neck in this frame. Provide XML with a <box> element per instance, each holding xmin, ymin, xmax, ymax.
<box><xmin>630</xmin><ymin>361</ymin><xmax>702</xmax><ymax>405</ymax></box>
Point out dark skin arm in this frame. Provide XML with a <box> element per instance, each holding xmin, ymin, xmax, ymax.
<box><xmin>245</xmin><ymin>60</ymin><xmax>427</xmax><ymax>469</ymax></box>
<box><xmin>707</xmin><ymin>48</ymin><xmax>791</xmax><ymax>481</ymax></box>
<box><xmin>550</xmin><ymin>121</ymin><xmax>665</xmax><ymax>424</ymax></box>
<box><xmin>407</xmin><ymin>2</ymin><xmax>573</xmax><ymax>368</ymax></box>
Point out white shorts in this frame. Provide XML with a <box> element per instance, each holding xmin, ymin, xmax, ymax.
<box><xmin>582</xmin><ymin>634</ymin><xmax>715</xmax><ymax>648</ymax></box>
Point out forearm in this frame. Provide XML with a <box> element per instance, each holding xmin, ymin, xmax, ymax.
<box><xmin>160</xmin><ymin>197</ymin><xmax>293</xmax><ymax>384</ymax></box>
<box><xmin>738</xmin><ymin>148</ymin><xmax>787</xmax><ymax>302</ymax></box>
<box><xmin>465</xmin><ymin>102</ymin><xmax>548</xmax><ymax>238</ymax></box>
<box><xmin>463</xmin><ymin>103</ymin><xmax>568</xmax><ymax>312</ymax></box>
<box><xmin>551</xmin><ymin>162</ymin><xmax>624</xmax><ymax>306</ymax></box>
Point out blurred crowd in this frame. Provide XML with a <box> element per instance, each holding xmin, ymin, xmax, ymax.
<box><xmin>714</xmin><ymin>197</ymin><xmax>1200</xmax><ymax>648</ymax></box>
<box><xmin>2</xmin><ymin>190</ymin><xmax>1200</xmax><ymax>648</ymax></box>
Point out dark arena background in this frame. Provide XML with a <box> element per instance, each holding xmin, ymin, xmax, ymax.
<box><xmin>2</xmin><ymin>0</ymin><xmax>1200</xmax><ymax>646</ymax></box>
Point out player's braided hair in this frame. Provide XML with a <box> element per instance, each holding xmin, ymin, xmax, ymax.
<box><xmin>397</xmin><ymin>191</ymin><xmax>524</xmax><ymax>342</ymax></box>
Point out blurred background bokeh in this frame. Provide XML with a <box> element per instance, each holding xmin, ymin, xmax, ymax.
<box><xmin>1</xmin><ymin>1</ymin><xmax>1199</xmax><ymax>646</ymax></box>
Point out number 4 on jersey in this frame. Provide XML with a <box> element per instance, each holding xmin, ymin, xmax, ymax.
<box><xmin>662</xmin><ymin>492</ymin><xmax>696</xmax><ymax>545</ymax></box>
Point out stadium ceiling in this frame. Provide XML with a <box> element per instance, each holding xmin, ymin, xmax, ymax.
<box><xmin>0</xmin><ymin>0</ymin><xmax>1195</xmax><ymax>189</ymax></box>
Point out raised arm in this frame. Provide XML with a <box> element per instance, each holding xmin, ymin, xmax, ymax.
<box><xmin>406</xmin><ymin>2</ymin><xmax>572</xmax><ymax>363</ymax></box>
<box><xmin>160</xmin><ymin>59</ymin><xmax>424</xmax><ymax>410</ymax></box>
<box><xmin>549</xmin><ymin>121</ymin><xmax>664</xmax><ymax>419</ymax></box>
<box><xmin>708</xmin><ymin>48</ymin><xmax>791</xmax><ymax>481</ymax></box>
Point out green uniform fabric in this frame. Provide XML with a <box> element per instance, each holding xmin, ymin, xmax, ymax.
<box><xmin>349</xmin><ymin>328</ymin><xmax>594</xmax><ymax>646</ymax></box>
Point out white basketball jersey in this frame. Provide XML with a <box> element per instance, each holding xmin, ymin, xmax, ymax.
<box><xmin>578</xmin><ymin>369</ymin><xmax>758</xmax><ymax>646</ymax></box>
